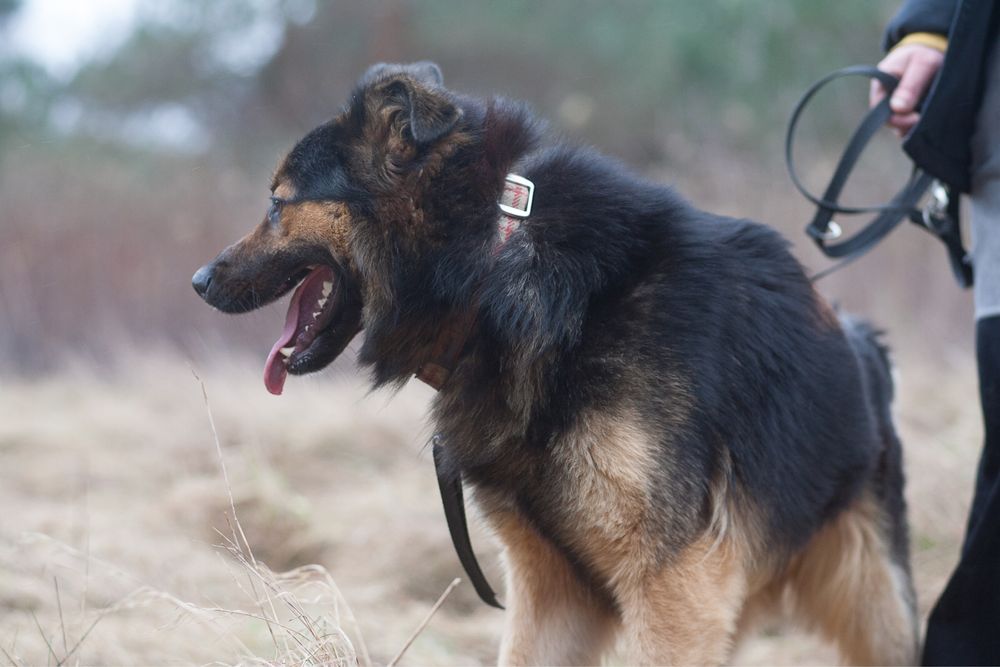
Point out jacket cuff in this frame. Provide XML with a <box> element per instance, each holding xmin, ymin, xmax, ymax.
<box><xmin>893</xmin><ymin>32</ymin><xmax>949</xmax><ymax>52</ymax></box>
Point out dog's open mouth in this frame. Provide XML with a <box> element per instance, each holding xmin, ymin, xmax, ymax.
<box><xmin>263</xmin><ymin>265</ymin><xmax>362</xmax><ymax>395</ymax></box>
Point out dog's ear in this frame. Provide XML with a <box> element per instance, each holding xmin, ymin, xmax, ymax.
<box><xmin>362</xmin><ymin>61</ymin><xmax>461</xmax><ymax>146</ymax></box>
<box><xmin>362</xmin><ymin>60</ymin><xmax>444</xmax><ymax>87</ymax></box>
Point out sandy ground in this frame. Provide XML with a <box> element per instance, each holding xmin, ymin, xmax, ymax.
<box><xmin>0</xmin><ymin>341</ymin><xmax>982</xmax><ymax>665</ymax></box>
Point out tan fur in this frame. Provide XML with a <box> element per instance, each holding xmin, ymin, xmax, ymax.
<box><xmin>484</xmin><ymin>410</ymin><xmax>916</xmax><ymax>666</ymax></box>
<box><xmin>280</xmin><ymin>200</ymin><xmax>354</xmax><ymax>258</ymax></box>
<box><xmin>491</xmin><ymin>502</ymin><xmax>617</xmax><ymax>666</ymax></box>
<box><xmin>490</xmin><ymin>404</ymin><xmax>757</xmax><ymax>665</ymax></box>
<box><xmin>553</xmin><ymin>407</ymin><xmax>662</xmax><ymax>589</ymax></box>
<box><xmin>225</xmin><ymin>187</ymin><xmax>357</xmax><ymax>272</ymax></box>
<box><xmin>702</xmin><ymin>447</ymin><xmax>776</xmax><ymax>592</ymax></box>
<box><xmin>272</xmin><ymin>180</ymin><xmax>296</xmax><ymax>200</ymax></box>
<box><xmin>811</xmin><ymin>284</ymin><xmax>843</xmax><ymax>330</ymax></box>
<box><xmin>783</xmin><ymin>495</ymin><xmax>919</xmax><ymax>665</ymax></box>
<box><xmin>617</xmin><ymin>534</ymin><xmax>748</xmax><ymax>665</ymax></box>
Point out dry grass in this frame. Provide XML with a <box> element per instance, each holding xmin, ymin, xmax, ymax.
<box><xmin>0</xmin><ymin>339</ymin><xmax>982</xmax><ymax>665</ymax></box>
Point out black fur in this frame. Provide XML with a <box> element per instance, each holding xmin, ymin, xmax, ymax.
<box><xmin>200</xmin><ymin>62</ymin><xmax>911</xmax><ymax>611</ymax></box>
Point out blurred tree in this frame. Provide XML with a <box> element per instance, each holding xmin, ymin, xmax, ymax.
<box><xmin>36</xmin><ymin>0</ymin><xmax>896</xmax><ymax>167</ymax></box>
<box><xmin>0</xmin><ymin>0</ymin><xmax>60</xmax><ymax>150</ymax></box>
<box><xmin>0</xmin><ymin>0</ymin><xmax>19</xmax><ymax>22</ymax></box>
<box><xmin>0</xmin><ymin>0</ymin><xmax>963</xmax><ymax>371</ymax></box>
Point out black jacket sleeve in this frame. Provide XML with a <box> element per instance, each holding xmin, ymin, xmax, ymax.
<box><xmin>883</xmin><ymin>0</ymin><xmax>960</xmax><ymax>50</ymax></box>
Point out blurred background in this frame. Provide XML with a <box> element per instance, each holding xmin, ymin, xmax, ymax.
<box><xmin>0</xmin><ymin>1</ymin><xmax>981</xmax><ymax>664</ymax></box>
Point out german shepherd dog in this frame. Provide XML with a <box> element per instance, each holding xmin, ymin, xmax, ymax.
<box><xmin>193</xmin><ymin>62</ymin><xmax>918</xmax><ymax>665</ymax></box>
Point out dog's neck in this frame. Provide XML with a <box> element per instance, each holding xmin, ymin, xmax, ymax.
<box><xmin>409</xmin><ymin>100</ymin><xmax>541</xmax><ymax>390</ymax></box>
<box><xmin>359</xmin><ymin>99</ymin><xmax>548</xmax><ymax>394</ymax></box>
<box><xmin>415</xmin><ymin>172</ymin><xmax>534</xmax><ymax>390</ymax></box>
<box><xmin>478</xmin><ymin>98</ymin><xmax>541</xmax><ymax>178</ymax></box>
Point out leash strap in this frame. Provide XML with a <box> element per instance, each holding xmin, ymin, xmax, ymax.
<box><xmin>431</xmin><ymin>434</ymin><xmax>504</xmax><ymax>609</ymax></box>
<box><xmin>785</xmin><ymin>65</ymin><xmax>972</xmax><ymax>286</ymax></box>
<box><xmin>421</xmin><ymin>173</ymin><xmax>535</xmax><ymax>610</ymax></box>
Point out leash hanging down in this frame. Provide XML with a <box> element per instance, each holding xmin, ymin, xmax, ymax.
<box><xmin>418</xmin><ymin>173</ymin><xmax>536</xmax><ymax>610</ymax></box>
<box><xmin>785</xmin><ymin>65</ymin><xmax>972</xmax><ymax>287</ymax></box>
<box><xmin>431</xmin><ymin>434</ymin><xmax>504</xmax><ymax>609</ymax></box>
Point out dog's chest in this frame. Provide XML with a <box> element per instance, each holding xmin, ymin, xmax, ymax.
<box><xmin>464</xmin><ymin>406</ymin><xmax>668</xmax><ymax>589</ymax></box>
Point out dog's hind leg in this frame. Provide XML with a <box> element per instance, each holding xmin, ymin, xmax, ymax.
<box><xmin>493</xmin><ymin>510</ymin><xmax>618</xmax><ymax>666</ymax></box>
<box><xmin>786</xmin><ymin>494</ymin><xmax>919</xmax><ymax>665</ymax></box>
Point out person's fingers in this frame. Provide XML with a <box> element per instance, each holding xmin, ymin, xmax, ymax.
<box><xmin>870</xmin><ymin>44</ymin><xmax>944</xmax><ymax>138</ymax></box>
<box><xmin>871</xmin><ymin>49</ymin><xmax>910</xmax><ymax>109</ymax></box>
<box><xmin>888</xmin><ymin>111</ymin><xmax>921</xmax><ymax>136</ymax></box>
<box><xmin>870</xmin><ymin>78</ymin><xmax>888</xmax><ymax>108</ymax></box>
<box><xmin>887</xmin><ymin>112</ymin><xmax>920</xmax><ymax>128</ymax></box>
<box><xmin>888</xmin><ymin>47</ymin><xmax>944</xmax><ymax>114</ymax></box>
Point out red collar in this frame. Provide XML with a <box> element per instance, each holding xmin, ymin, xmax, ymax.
<box><xmin>415</xmin><ymin>174</ymin><xmax>534</xmax><ymax>390</ymax></box>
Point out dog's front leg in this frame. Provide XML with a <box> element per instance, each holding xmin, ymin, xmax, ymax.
<box><xmin>493</xmin><ymin>510</ymin><xmax>617</xmax><ymax>666</ymax></box>
<box><xmin>616</xmin><ymin>535</ymin><xmax>747</xmax><ymax>666</ymax></box>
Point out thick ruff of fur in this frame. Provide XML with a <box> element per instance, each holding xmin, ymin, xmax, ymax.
<box><xmin>193</xmin><ymin>62</ymin><xmax>918</xmax><ymax>665</ymax></box>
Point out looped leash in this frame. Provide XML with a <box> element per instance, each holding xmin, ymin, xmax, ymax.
<box><xmin>786</xmin><ymin>65</ymin><xmax>972</xmax><ymax>287</ymax></box>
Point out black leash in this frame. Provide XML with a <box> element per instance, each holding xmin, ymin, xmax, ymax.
<box><xmin>786</xmin><ymin>65</ymin><xmax>972</xmax><ymax>287</ymax></box>
<box><xmin>431</xmin><ymin>434</ymin><xmax>504</xmax><ymax>609</ymax></box>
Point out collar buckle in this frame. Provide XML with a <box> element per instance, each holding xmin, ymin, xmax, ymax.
<box><xmin>498</xmin><ymin>173</ymin><xmax>534</xmax><ymax>218</ymax></box>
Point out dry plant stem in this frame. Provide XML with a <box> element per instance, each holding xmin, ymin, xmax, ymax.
<box><xmin>0</xmin><ymin>644</ymin><xmax>19</xmax><ymax>667</ymax></box>
<box><xmin>56</xmin><ymin>608</ymin><xmax>110</xmax><ymax>667</ymax></box>
<box><xmin>212</xmin><ymin>548</ymin><xmax>294</xmax><ymax>657</ymax></box>
<box><xmin>29</xmin><ymin>612</ymin><xmax>57</xmax><ymax>666</ymax></box>
<box><xmin>215</xmin><ymin>532</ymin><xmax>312</xmax><ymax>657</ymax></box>
<box><xmin>387</xmin><ymin>578</ymin><xmax>461</xmax><ymax>667</ymax></box>
<box><xmin>53</xmin><ymin>578</ymin><xmax>67</xmax><ymax>657</ymax></box>
<box><xmin>190</xmin><ymin>367</ymin><xmax>371</xmax><ymax>666</ymax></box>
<box><xmin>191</xmin><ymin>369</ymin><xmax>256</xmax><ymax>562</ymax></box>
<box><xmin>191</xmin><ymin>367</ymin><xmax>285</xmax><ymax>654</ymax></box>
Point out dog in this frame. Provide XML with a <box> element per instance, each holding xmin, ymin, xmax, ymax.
<box><xmin>193</xmin><ymin>61</ymin><xmax>918</xmax><ymax>665</ymax></box>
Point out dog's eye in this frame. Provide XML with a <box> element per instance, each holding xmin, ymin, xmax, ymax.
<box><xmin>267</xmin><ymin>198</ymin><xmax>283</xmax><ymax>226</ymax></box>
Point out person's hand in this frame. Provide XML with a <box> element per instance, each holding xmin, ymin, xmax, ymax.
<box><xmin>870</xmin><ymin>43</ymin><xmax>945</xmax><ymax>137</ymax></box>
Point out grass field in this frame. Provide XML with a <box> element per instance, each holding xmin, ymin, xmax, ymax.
<box><xmin>0</xmin><ymin>337</ymin><xmax>981</xmax><ymax>665</ymax></box>
<box><xmin>0</xmin><ymin>4</ymin><xmax>980</xmax><ymax>660</ymax></box>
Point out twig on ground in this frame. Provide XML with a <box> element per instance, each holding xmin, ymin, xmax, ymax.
<box><xmin>29</xmin><ymin>612</ymin><xmax>57</xmax><ymax>667</ymax></box>
<box><xmin>53</xmin><ymin>578</ymin><xmax>67</xmax><ymax>657</ymax></box>
<box><xmin>0</xmin><ymin>642</ymin><xmax>21</xmax><ymax>667</ymax></box>
<box><xmin>387</xmin><ymin>578</ymin><xmax>461</xmax><ymax>667</ymax></box>
<box><xmin>57</xmin><ymin>600</ymin><xmax>121</xmax><ymax>667</ymax></box>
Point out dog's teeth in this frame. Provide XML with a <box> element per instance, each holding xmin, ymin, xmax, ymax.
<box><xmin>322</xmin><ymin>281</ymin><xmax>333</xmax><ymax>297</ymax></box>
<box><xmin>279</xmin><ymin>346</ymin><xmax>294</xmax><ymax>358</ymax></box>
<box><xmin>317</xmin><ymin>297</ymin><xmax>328</xmax><ymax>308</ymax></box>
<box><xmin>312</xmin><ymin>311</ymin><xmax>320</xmax><ymax>319</ymax></box>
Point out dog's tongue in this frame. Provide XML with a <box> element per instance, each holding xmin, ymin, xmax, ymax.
<box><xmin>264</xmin><ymin>266</ymin><xmax>337</xmax><ymax>395</ymax></box>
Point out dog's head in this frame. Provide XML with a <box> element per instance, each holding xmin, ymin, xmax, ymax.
<box><xmin>192</xmin><ymin>61</ymin><xmax>475</xmax><ymax>394</ymax></box>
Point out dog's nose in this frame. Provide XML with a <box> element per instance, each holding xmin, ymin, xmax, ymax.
<box><xmin>192</xmin><ymin>264</ymin><xmax>214</xmax><ymax>298</ymax></box>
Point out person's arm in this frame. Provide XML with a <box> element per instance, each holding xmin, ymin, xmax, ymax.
<box><xmin>882</xmin><ymin>0</ymin><xmax>957</xmax><ymax>49</ymax></box>
<box><xmin>871</xmin><ymin>0</ymin><xmax>956</xmax><ymax>136</ymax></box>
